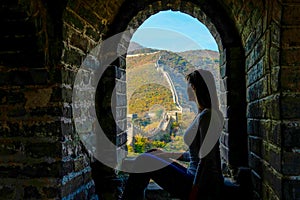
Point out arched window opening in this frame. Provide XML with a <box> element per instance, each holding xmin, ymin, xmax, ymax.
<box><xmin>125</xmin><ymin>10</ymin><xmax>223</xmax><ymax>160</ymax></box>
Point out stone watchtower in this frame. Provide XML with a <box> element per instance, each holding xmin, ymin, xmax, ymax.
<box><xmin>0</xmin><ymin>0</ymin><xmax>299</xmax><ymax>199</ymax></box>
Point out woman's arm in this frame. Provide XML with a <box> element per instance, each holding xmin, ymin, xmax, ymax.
<box><xmin>193</xmin><ymin>110</ymin><xmax>210</xmax><ymax>186</ymax></box>
<box><xmin>174</xmin><ymin>151</ymin><xmax>190</xmax><ymax>162</ymax></box>
<box><xmin>147</xmin><ymin>149</ymin><xmax>190</xmax><ymax>161</ymax></box>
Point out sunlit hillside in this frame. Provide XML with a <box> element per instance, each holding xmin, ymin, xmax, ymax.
<box><xmin>127</xmin><ymin>52</ymin><xmax>176</xmax><ymax>116</ymax></box>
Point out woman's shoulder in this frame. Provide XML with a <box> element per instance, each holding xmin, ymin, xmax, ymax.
<box><xmin>198</xmin><ymin>108</ymin><xmax>211</xmax><ymax>118</ymax></box>
<box><xmin>199</xmin><ymin>108</ymin><xmax>224</xmax><ymax>121</ymax></box>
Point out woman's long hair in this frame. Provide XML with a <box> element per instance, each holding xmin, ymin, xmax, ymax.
<box><xmin>186</xmin><ymin>69</ymin><xmax>219</xmax><ymax>110</ymax></box>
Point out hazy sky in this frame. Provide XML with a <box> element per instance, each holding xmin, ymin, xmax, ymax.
<box><xmin>131</xmin><ymin>10</ymin><xmax>218</xmax><ymax>52</ymax></box>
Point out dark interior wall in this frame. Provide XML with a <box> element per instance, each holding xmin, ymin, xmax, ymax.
<box><xmin>0</xmin><ymin>0</ymin><xmax>65</xmax><ymax>199</ymax></box>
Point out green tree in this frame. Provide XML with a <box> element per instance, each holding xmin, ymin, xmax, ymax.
<box><xmin>133</xmin><ymin>134</ymin><xmax>151</xmax><ymax>153</ymax></box>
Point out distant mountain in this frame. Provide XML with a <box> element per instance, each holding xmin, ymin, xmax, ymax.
<box><xmin>178</xmin><ymin>50</ymin><xmax>219</xmax><ymax>71</ymax></box>
<box><xmin>127</xmin><ymin>42</ymin><xmax>160</xmax><ymax>55</ymax></box>
<box><xmin>128</xmin><ymin>48</ymin><xmax>160</xmax><ymax>55</ymax></box>
<box><xmin>127</xmin><ymin>42</ymin><xmax>144</xmax><ymax>52</ymax></box>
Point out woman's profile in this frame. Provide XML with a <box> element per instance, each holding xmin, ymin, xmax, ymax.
<box><xmin>122</xmin><ymin>69</ymin><xmax>224</xmax><ymax>200</ymax></box>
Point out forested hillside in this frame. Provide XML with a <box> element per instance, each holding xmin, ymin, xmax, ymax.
<box><xmin>127</xmin><ymin>52</ymin><xmax>176</xmax><ymax>116</ymax></box>
<box><xmin>126</xmin><ymin>47</ymin><xmax>220</xmax><ymax>116</ymax></box>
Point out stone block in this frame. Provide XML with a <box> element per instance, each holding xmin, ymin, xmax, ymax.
<box><xmin>116</xmin><ymin>107</ymin><xmax>127</xmax><ymax>121</ymax></box>
<box><xmin>61</xmin><ymin>158</ymin><xmax>74</xmax><ymax>176</ymax></box>
<box><xmin>70</xmin><ymin>31</ymin><xmax>88</xmax><ymax>53</ymax></box>
<box><xmin>262</xmin><ymin>183</ymin><xmax>280</xmax><ymax>200</ymax></box>
<box><xmin>282</xmin><ymin>150</ymin><xmax>300</xmax><ymax>175</ymax></box>
<box><xmin>243</xmin><ymin>16</ymin><xmax>262</xmax><ymax>55</ymax></box>
<box><xmin>42</xmin><ymin>186</ymin><xmax>60</xmax><ymax>198</ymax></box>
<box><xmin>251</xmin><ymin>170</ymin><xmax>262</xmax><ymax>195</ymax></box>
<box><xmin>249</xmin><ymin>136</ymin><xmax>262</xmax><ymax>157</ymax></box>
<box><xmin>262</xmin><ymin>143</ymin><xmax>281</xmax><ymax>172</ymax></box>
<box><xmin>246</xmin><ymin>50</ymin><xmax>256</xmax><ymax>71</ymax></box>
<box><xmin>49</xmin><ymin>86</ymin><xmax>62</xmax><ymax>102</ymax></box>
<box><xmin>25</xmin><ymin>141</ymin><xmax>61</xmax><ymax>159</ymax></box>
<box><xmin>0</xmin><ymin>138</ymin><xmax>22</xmax><ymax>156</ymax></box>
<box><xmin>264</xmin><ymin>120</ymin><xmax>281</xmax><ymax>146</ymax></box>
<box><xmin>282</xmin><ymin>120</ymin><xmax>300</xmax><ymax>148</ymax></box>
<box><xmin>220</xmin><ymin>131</ymin><xmax>229</xmax><ymax>147</ymax></box>
<box><xmin>282</xmin><ymin>5</ymin><xmax>300</xmax><ymax>26</ymax></box>
<box><xmin>21</xmin><ymin>120</ymin><xmax>62</xmax><ymax>138</ymax></box>
<box><xmin>246</xmin><ymin>58</ymin><xmax>264</xmax><ymax>86</ymax></box>
<box><xmin>62</xmin><ymin>87</ymin><xmax>73</xmax><ymax>103</ymax></box>
<box><xmin>145</xmin><ymin>181</ymin><xmax>175</xmax><ymax>200</ymax></box>
<box><xmin>270</xmin><ymin>22</ymin><xmax>281</xmax><ymax>47</ymax></box>
<box><xmin>67</xmin><ymin>0</ymin><xmax>80</xmax><ymax>11</ymax></box>
<box><xmin>282</xmin><ymin>178</ymin><xmax>300</xmax><ymax>200</ymax></box>
<box><xmin>249</xmin><ymin>153</ymin><xmax>263</xmax><ymax>176</ymax></box>
<box><xmin>0</xmin><ymin>185</ymin><xmax>16</xmax><ymax>199</ymax></box>
<box><xmin>270</xmin><ymin>66</ymin><xmax>280</xmax><ymax>93</ymax></box>
<box><xmin>23</xmin><ymin>162</ymin><xmax>61</xmax><ymax>177</ymax></box>
<box><xmin>24</xmin><ymin>88</ymin><xmax>52</xmax><ymax>110</ymax></box>
<box><xmin>247</xmin><ymin>119</ymin><xmax>281</xmax><ymax>146</ymax></box>
<box><xmin>6</xmin><ymin>90</ymin><xmax>25</xmax><ymax>104</ymax></box>
<box><xmin>220</xmin><ymin>144</ymin><xmax>229</xmax><ymax>161</ymax></box>
<box><xmin>281</xmin><ymin>48</ymin><xmax>300</xmax><ymax>66</ymax></box>
<box><xmin>247</xmin><ymin>119</ymin><xmax>262</xmax><ymax>137</ymax></box>
<box><xmin>247</xmin><ymin>76</ymin><xmax>269</xmax><ymax>102</ymax></box>
<box><xmin>271</xmin><ymin>0</ymin><xmax>282</xmax><ymax>24</ymax></box>
<box><xmin>282</xmin><ymin>27</ymin><xmax>300</xmax><ymax>48</ymax></box>
<box><xmin>28</xmin><ymin>105</ymin><xmax>62</xmax><ymax>117</ymax></box>
<box><xmin>281</xmin><ymin>93</ymin><xmax>300</xmax><ymax>119</ymax></box>
<box><xmin>116</xmin><ymin>94</ymin><xmax>126</xmax><ymax>107</ymax></box>
<box><xmin>24</xmin><ymin>186</ymin><xmax>42</xmax><ymax>199</ymax></box>
<box><xmin>61</xmin><ymin>172</ymin><xmax>84</xmax><ymax>197</ymax></box>
<box><xmin>77</xmin><ymin>6</ymin><xmax>100</xmax><ymax>29</ymax></box>
<box><xmin>64</xmin><ymin>10</ymin><xmax>85</xmax><ymax>30</ymax></box>
<box><xmin>7</xmin><ymin>70</ymin><xmax>48</xmax><ymax>86</ymax></box>
<box><xmin>85</xmin><ymin>26</ymin><xmax>101</xmax><ymax>42</ymax></box>
<box><xmin>116</xmin><ymin>132</ymin><xmax>127</xmax><ymax>147</ymax></box>
<box><xmin>116</xmin><ymin>80</ymin><xmax>126</xmax><ymax>94</ymax></box>
<box><xmin>32</xmin><ymin>68</ymin><xmax>50</xmax><ymax>83</ymax></box>
<box><xmin>262</xmin><ymin>94</ymin><xmax>281</xmax><ymax>119</ymax></box>
<box><xmin>281</xmin><ymin>66</ymin><xmax>300</xmax><ymax>93</ymax></box>
<box><xmin>63</xmin><ymin>49</ymin><xmax>83</xmax><ymax>67</ymax></box>
<box><xmin>247</xmin><ymin>100</ymin><xmax>261</xmax><ymax>119</ymax></box>
<box><xmin>262</xmin><ymin>164</ymin><xmax>282</xmax><ymax>199</ymax></box>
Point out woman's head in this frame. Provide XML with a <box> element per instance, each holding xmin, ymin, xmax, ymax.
<box><xmin>186</xmin><ymin>69</ymin><xmax>219</xmax><ymax>110</ymax></box>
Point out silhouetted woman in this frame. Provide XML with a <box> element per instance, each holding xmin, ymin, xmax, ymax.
<box><xmin>122</xmin><ymin>69</ymin><xmax>224</xmax><ymax>200</ymax></box>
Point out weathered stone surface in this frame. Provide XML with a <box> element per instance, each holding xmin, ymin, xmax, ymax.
<box><xmin>281</xmin><ymin>66</ymin><xmax>300</xmax><ymax>93</ymax></box>
<box><xmin>281</xmin><ymin>93</ymin><xmax>300</xmax><ymax>119</ymax></box>
<box><xmin>0</xmin><ymin>0</ymin><xmax>299</xmax><ymax>200</ymax></box>
<box><xmin>282</xmin><ymin>120</ymin><xmax>300</xmax><ymax>148</ymax></box>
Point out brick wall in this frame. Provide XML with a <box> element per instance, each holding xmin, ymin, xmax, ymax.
<box><xmin>0</xmin><ymin>0</ymin><xmax>63</xmax><ymax>198</ymax></box>
<box><xmin>280</xmin><ymin>1</ymin><xmax>300</xmax><ymax>200</ymax></box>
<box><xmin>226</xmin><ymin>0</ymin><xmax>300</xmax><ymax>199</ymax></box>
<box><xmin>1</xmin><ymin>0</ymin><xmax>299</xmax><ymax>199</ymax></box>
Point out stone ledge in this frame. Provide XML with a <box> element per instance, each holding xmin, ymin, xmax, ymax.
<box><xmin>145</xmin><ymin>181</ymin><xmax>180</xmax><ymax>200</ymax></box>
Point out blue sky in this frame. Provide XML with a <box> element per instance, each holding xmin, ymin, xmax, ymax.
<box><xmin>131</xmin><ymin>10</ymin><xmax>218</xmax><ymax>52</ymax></box>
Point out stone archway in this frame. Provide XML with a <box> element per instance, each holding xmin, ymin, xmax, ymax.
<box><xmin>60</xmin><ymin>0</ymin><xmax>300</xmax><ymax>199</ymax></box>
<box><xmin>61</xmin><ymin>0</ymin><xmax>248</xmax><ymax>196</ymax></box>
<box><xmin>108</xmin><ymin>0</ymin><xmax>248</xmax><ymax>177</ymax></box>
<box><xmin>2</xmin><ymin>0</ymin><xmax>296</xmax><ymax>199</ymax></box>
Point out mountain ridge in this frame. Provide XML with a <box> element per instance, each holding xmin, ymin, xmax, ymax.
<box><xmin>126</xmin><ymin>43</ymin><xmax>220</xmax><ymax>117</ymax></box>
